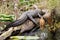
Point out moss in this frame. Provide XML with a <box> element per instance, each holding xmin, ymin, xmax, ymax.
<box><xmin>47</xmin><ymin>0</ymin><xmax>57</xmax><ymax>9</ymax></box>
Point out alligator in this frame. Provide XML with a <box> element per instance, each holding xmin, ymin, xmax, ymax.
<box><xmin>2</xmin><ymin>9</ymin><xmax>45</xmax><ymax>31</ymax></box>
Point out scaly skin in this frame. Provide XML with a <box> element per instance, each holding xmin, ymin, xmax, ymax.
<box><xmin>2</xmin><ymin>9</ymin><xmax>45</xmax><ymax>31</ymax></box>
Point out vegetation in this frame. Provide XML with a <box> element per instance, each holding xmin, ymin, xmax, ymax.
<box><xmin>0</xmin><ymin>0</ymin><xmax>60</xmax><ymax>40</ymax></box>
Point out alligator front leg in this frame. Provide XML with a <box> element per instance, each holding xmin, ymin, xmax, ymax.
<box><xmin>27</xmin><ymin>14</ymin><xmax>39</xmax><ymax>32</ymax></box>
<box><xmin>27</xmin><ymin>14</ymin><xmax>38</xmax><ymax>26</ymax></box>
<box><xmin>38</xmin><ymin>13</ymin><xmax>42</xmax><ymax>18</ymax></box>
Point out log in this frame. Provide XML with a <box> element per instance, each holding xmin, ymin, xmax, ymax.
<box><xmin>13</xmin><ymin>18</ymin><xmax>40</xmax><ymax>33</ymax></box>
<box><xmin>0</xmin><ymin>18</ymin><xmax>40</xmax><ymax>40</ymax></box>
<box><xmin>0</xmin><ymin>27</ymin><xmax>13</xmax><ymax>40</ymax></box>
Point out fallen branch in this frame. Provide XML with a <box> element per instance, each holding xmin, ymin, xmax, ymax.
<box><xmin>13</xmin><ymin>18</ymin><xmax>40</xmax><ymax>33</ymax></box>
<box><xmin>0</xmin><ymin>27</ymin><xmax>13</xmax><ymax>40</ymax></box>
<box><xmin>0</xmin><ymin>18</ymin><xmax>40</xmax><ymax>40</ymax></box>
